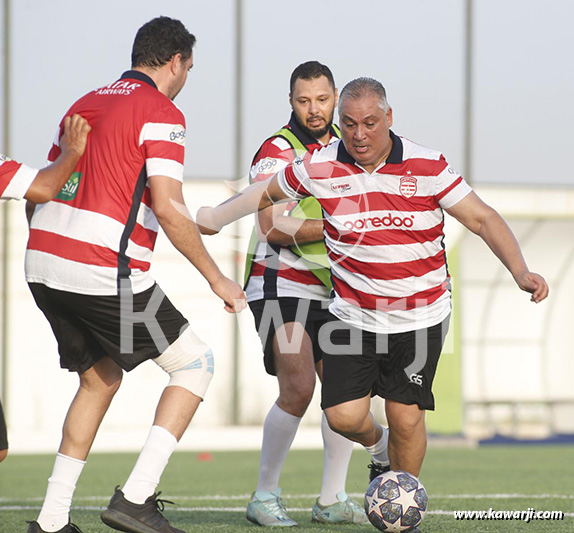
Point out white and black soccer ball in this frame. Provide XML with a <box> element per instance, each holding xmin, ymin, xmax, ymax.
<box><xmin>364</xmin><ymin>470</ymin><xmax>428</xmax><ymax>532</ymax></box>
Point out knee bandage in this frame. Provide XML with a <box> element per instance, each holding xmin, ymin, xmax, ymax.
<box><xmin>153</xmin><ymin>326</ymin><xmax>214</xmax><ymax>399</ymax></box>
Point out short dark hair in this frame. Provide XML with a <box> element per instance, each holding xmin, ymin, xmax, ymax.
<box><xmin>131</xmin><ymin>16</ymin><xmax>196</xmax><ymax>69</ymax></box>
<box><xmin>289</xmin><ymin>61</ymin><xmax>335</xmax><ymax>93</ymax></box>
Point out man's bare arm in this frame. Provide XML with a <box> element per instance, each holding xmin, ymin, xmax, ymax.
<box><xmin>196</xmin><ymin>174</ymin><xmax>290</xmax><ymax>235</ymax></box>
<box><xmin>25</xmin><ymin>114</ymin><xmax>91</xmax><ymax>204</ymax></box>
<box><xmin>255</xmin><ymin>204</ymin><xmax>324</xmax><ymax>245</ymax></box>
<box><xmin>149</xmin><ymin>175</ymin><xmax>246</xmax><ymax>313</ymax></box>
<box><xmin>446</xmin><ymin>191</ymin><xmax>549</xmax><ymax>303</ymax></box>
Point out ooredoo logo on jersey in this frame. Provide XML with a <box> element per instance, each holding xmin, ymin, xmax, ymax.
<box><xmin>343</xmin><ymin>213</ymin><xmax>415</xmax><ymax>231</ymax></box>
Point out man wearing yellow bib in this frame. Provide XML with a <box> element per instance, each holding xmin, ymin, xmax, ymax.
<box><xmin>244</xmin><ymin>61</ymin><xmax>367</xmax><ymax>527</ymax></box>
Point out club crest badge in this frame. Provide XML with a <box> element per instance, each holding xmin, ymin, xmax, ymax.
<box><xmin>399</xmin><ymin>176</ymin><xmax>417</xmax><ymax>198</ymax></box>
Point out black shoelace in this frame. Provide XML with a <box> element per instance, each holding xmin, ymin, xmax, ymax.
<box><xmin>152</xmin><ymin>492</ymin><xmax>177</xmax><ymax>513</ymax></box>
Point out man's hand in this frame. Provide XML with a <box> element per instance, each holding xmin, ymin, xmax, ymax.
<box><xmin>209</xmin><ymin>276</ymin><xmax>247</xmax><ymax>313</ymax></box>
<box><xmin>514</xmin><ymin>271</ymin><xmax>549</xmax><ymax>303</ymax></box>
<box><xmin>196</xmin><ymin>206</ymin><xmax>221</xmax><ymax>235</ymax></box>
<box><xmin>24</xmin><ymin>114</ymin><xmax>91</xmax><ymax>204</ymax></box>
<box><xmin>196</xmin><ymin>176</ymin><xmax>291</xmax><ymax>235</ymax></box>
<box><xmin>60</xmin><ymin>114</ymin><xmax>91</xmax><ymax>158</ymax></box>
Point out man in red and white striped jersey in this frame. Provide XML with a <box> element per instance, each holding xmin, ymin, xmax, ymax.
<box><xmin>0</xmin><ymin>114</ymin><xmax>91</xmax><ymax>466</ymax></box>
<box><xmin>244</xmin><ymin>62</ymin><xmax>366</xmax><ymax>527</ymax></box>
<box><xmin>25</xmin><ymin>17</ymin><xmax>245</xmax><ymax>533</ymax></box>
<box><xmin>198</xmin><ymin>77</ymin><xmax>548</xmax><ymax>484</ymax></box>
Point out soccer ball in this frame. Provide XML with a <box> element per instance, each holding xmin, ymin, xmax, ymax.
<box><xmin>364</xmin><ymin>470</ymin><xmax>428</xmax><ymax>532</ymax></box>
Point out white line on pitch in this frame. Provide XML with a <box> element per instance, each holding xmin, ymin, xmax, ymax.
<box><xmin>1</xmin><ymin>492</ymin><xmax>573</xmax><ymax>504</ymax></box>
<box><xmin>1</xmin><ymin>506</ymin><xmax>573</xmax><ymax>518</ymax></box>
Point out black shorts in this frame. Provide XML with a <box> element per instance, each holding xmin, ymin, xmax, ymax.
<box><xmin>29</xmin><ymin>283</ymin><xmax>189</xmax><ymax>373</ymax></box>
<box><xmin>248</xmin><ymin>297</ymin><xmax>332</xmax><ymax>376</ymax></box>
<box><xmin>319</xmin><ymin>315</ymin><xmax>450</xmax><ymax>410</ymax></box>
<box><xmin>0</xmin><ymin>400</ymin><xmax>7</xmax><ymax>450</ymax></box>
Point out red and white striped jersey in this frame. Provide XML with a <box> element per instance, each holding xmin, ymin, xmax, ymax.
<box><xmin>277</xmin><ymin>131</ymin><xmax>472</xmax><ymax>334</ymax></box>
<box><xmin>25</xmin><ymin>71</ymin><xmax>186</xmax><ymax>295</ymax></box>
<box><xmin>246</xmin><ymin>114</ymin><xmax>337</xmax><ymax>303</ymax></box>
<box><xmin>0</xmin><ymin>155</ymin><xmax>38</xmax><ymax>200</ymax></box>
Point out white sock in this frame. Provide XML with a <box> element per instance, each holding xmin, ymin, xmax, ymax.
<box><xmin>122</xmin><ymin>425</ymin><xmax>178</xmax><ymax>504</ymax></box>
<box><xmin>319</xmin><ymin>413</ymin><xmax>354</xmax><ymax>506</ymax></box>
<box><xmin>37</xmin><ymin>453</ymin><xmax>85</xmax><ymax>532</ymax></box>
<box><xmin>364</xmin><ymin>426</ymin><xmax>390</xmax><ymax>466</ymax></box>
<box><xmin>254</xmin><ymin>403</ymin><xmax>301</xmax><ymax>498</ymax></box>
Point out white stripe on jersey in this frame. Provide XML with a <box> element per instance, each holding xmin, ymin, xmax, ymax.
<box><xmin>25</xmin><ymin>249</ymin><xmax>155</xmax><ymax>295</ymax></box>
<box><xmin>326</xmin><ymin>234</ymin><xmax>445</xmax><ymax>264</ymax></box>
<box><xmin>439</xmin><ymin>179</ymin><xmax>472</xmax><ymax>209</ymax></box>
<box><xmin>1</xmin><ymin>162</ymin><xmax>38</xmax><ymax>200</ymax></box>
<box><xmin>135</xmin><ymin>196</ymin><xmax>160</xmax><ymax>232</ymax></box>
<box><xmin>401</xmin><ymin>138</ymin><xmax>442</xmax><ymax>161</ymax></box>
<box><xmin>252</xmin><ymin>240</ymin><xmax>319</xmax><ymax>270</ymax></box>
<box><xmin>329</xmin><ymin>292</ymin><xmax>452</xmax><ymax>334</ymax></box>
<box><xmin>139</xmin><ymin>122</ymin><xmax>186</xmax><ymax>146</ymax></box>
<box><xmin>146</xmin><ymin>158</ymin><xmax>184</xmax><ymax>181</ymax></box>
<box><xmin>329</xmin><ymin>208</ymin><xmax>442</xmax><ymax>233</ymax></box>
<box><xmin>31</xmin><ymin>202</ymin><xmax>126</xmax><ymax>250</ymax></box>
<box><xmin>126</xmin><ymin>239</ymin><xmax>154</xmax><ymax>263</ymax></box>
<box><xmin>246</xmin><ymin>273</ymin><xmax>328</xmax><ymax>302</ymax></box>
<box><xmin>30</xmin><ymin>201</ymin><xmax>155</xmax><ymax>263</ymax></box>
<box><xmin>247</xmin><ymin>240</ymin><xmax>330</xmax><ymax>302</ymax></box>
<box><xmin>277</xmin><ymin>167</ymin><xmax>306</xmax><ymax>200</ymax></box>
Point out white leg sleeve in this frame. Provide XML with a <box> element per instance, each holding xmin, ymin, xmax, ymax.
<box><xmin>153</xmin><ymin>326</ymin><xmax>214</xmax><ymax>399</ymax></box>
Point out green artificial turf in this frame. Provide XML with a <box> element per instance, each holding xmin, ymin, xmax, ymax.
<box><xmin>0</xmin><ymin>446</ymin><xmax>572</xmax><ymax>532</ymax></box>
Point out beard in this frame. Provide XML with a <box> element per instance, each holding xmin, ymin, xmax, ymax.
<box><xmin>294</xmin><ymin>109</ymin><xmax>334</xmax><ymax>141</ymax></box>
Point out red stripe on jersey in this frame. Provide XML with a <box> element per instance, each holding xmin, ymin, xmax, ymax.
<box><xmin>0</xmin><ymin>160</ymin><xmax>22</xmax><ymax>195</ymax></box>
<box><xmin>277</xmin><ymin>266</ymin><xmax>324</xmax><ymax>285</ymax></box>
<box><xmin>324</xmin><ymin>220</ymin><xmax>444</xmax><ymax>247</ymax></box>
<box><xmin>141</xmin><ymin>186</ymin><xmax>152</xmax><ymax>208</ymax></box>
<box><xmin>128</xmin><ymin>256</ymin><xmax>151</xmax><ymax>272</ymax></box>
<box><xmin>143</xmin><ymin>140</ymin><xmax>185</xmax><ymax>164</ymax></box>
<box><xmin>251</xmin><ymin>260</ymin><xmax>323</xmax><ymax>285</ymax></box>
<box><xmin>333</xmin><ymin>275</ymin><xmax>449</xmax><ymax>311</ymax></box>
<box><xmin>329</xmin><ymin>250</ymin><xmax>446</xmax><ymax>281</ymax></box>
<box><xmin>28</xmin><ymin>229</ymin><xmax>119</xmax><ymax>267</ymax></box>
<box><xmin>284</xmin><ymin>166</ymin><xmax>311</xmax><ymax>197</ymax></box>
<box><xmin>436</xmin><ymin>176</ymin><xmax>463</xmax><ymax>201</ymax></box>
<box><xmin>28</xmin><ymin>229</ymin><xmax>152</xmax><ymax>272</ymax></box>
<box><xmin>250</xmin><ymin>262</ymin><xmax>267</xmax><ymax>276</ymax></box>
<box><xmin>130</xmin><ymin>223</ymin><xmax>157</xmax><ymax>250</ymax></box>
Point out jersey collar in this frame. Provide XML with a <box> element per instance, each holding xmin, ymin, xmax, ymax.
<box><xmin>337</xmin><ymin>130</ymin><xmax>404</xmax><ymax>167</ymax></box>
<box><xmin>120</xmin><ymin>70</ymin><xmax>158</xmax><ymax>90</ymax></box>
<box><xmin>287</xmin><ymin>112</ymin><xmax>339</xmax><ymax>147</ymax></box>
